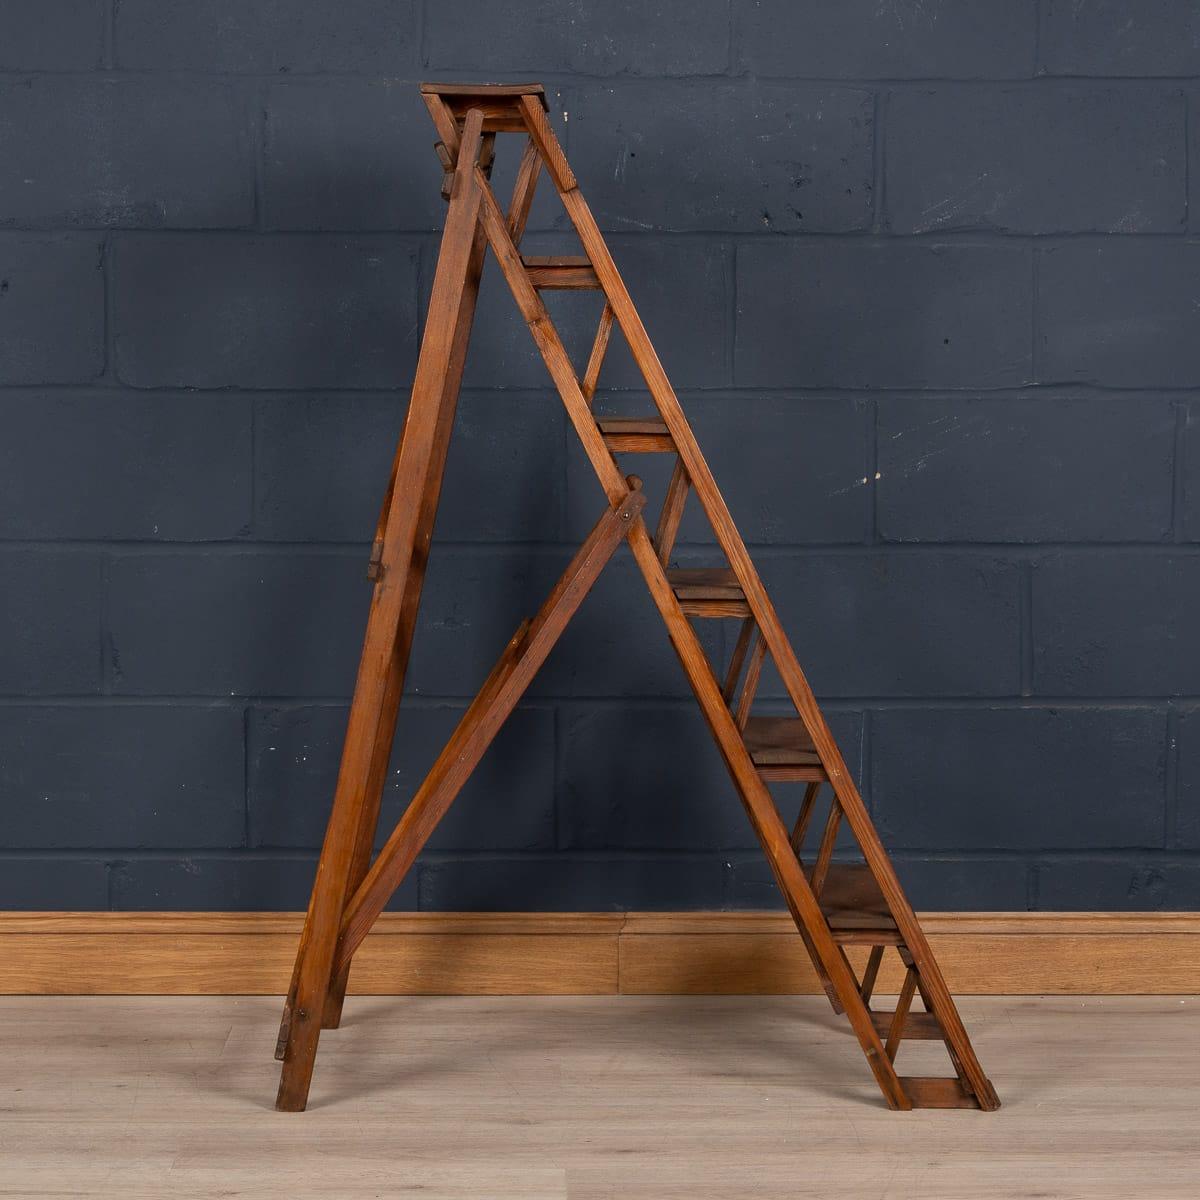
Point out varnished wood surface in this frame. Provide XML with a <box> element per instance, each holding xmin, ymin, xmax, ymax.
<box><xmin>664</xmin><ymin>566</ymin><xmax>745</xmax><ymax>598</ymax></box>
<box><xmin>2</xmin><ymin>994</ymin><xmax>1197</xmax><ymax>1197</ymax></box>
<box><xmin>2</xmin><ymin>911</ymin><xmax>1199</xmax><ymax>995</ymax></box>
<box><xmin>742</xmin><ymin>715</ymin><xmax>822</xmax><ymax>765</ymax></box>
<box><xmin>283</xmin><ymin>82</ymin><xmax>984</xmax><ymax>1108</ymax></box>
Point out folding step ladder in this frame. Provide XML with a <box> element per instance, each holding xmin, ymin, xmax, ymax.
<box><xmin>274</xmin><ymin>82</ymin><xmax>1000</xmax><ymax>1114</ymax></box>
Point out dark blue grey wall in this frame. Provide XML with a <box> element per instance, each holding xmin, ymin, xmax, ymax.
<box><xmin>2</xmin><ymin>2</ymin><xmax>1198</xmax><ymax>912</ymax></box>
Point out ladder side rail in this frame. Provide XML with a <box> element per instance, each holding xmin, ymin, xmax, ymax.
<box><xmin>472</xmin><ymin>166</ymin><xmax>629</xmax><ymax>504</ymax></box>
<box><xmin>721</xmin><ymin>618</ymin><xmax>756</xmax><ymax>705</ymax></box>
<box><xmin>653</xmin><ymin>458</ymin><xmax>690</xmax><ymax>565</ymax></box>
<box><xmin>521</xmin><ymin>97</ymin><xmax>997</xmax><ymax>1110</ymax></box>
<box><xmin>472</xmin><ymin>151</ymin><xmax>910</xmax><ymax>1113</ymax></box>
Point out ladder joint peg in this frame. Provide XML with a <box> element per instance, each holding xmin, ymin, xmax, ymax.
<box><xmin>616</xmin><ymin>479</ymin><xmax>647</xmax><ymax>523</ymax></box>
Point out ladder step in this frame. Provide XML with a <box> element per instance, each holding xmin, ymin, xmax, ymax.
<box><xmin>898</xmin><ymin>1076</ymin><xmax>980</xmax><ymax>1109</ymax></box>
<box><xmin>522</xmin><ymin>255</ymin><xmax>600</xmax><ymax>290</ymax></box>
<box><xmin>598</xmin><ymin>416</ymin><xmax>675</xmax><ymax>453</ymax></box>
<box><xmin>666</xmin><ymin>567</ymin><xmax>750</xmax><ymax>617</ymax></box>
<box><xmin>743</xmin><ymin>715</ymin><xmax>826</xmax><ymax>782</ymax></box>
<box><xmin>870</xmin><ymin>1011</ymin><xmax>942</xmax><ymax>1040</ymax></box>
<box><xmin>808</xmin><ymin>864</ymin><xmax>900</xmax><ymax>943</ymax></box>
<box><xmin>421</xmin><ymin>82</ymin><xmax>550</xmax><ymax>133</ymax></box>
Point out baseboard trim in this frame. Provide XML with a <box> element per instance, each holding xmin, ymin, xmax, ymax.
<box><xmin>2</xmin><ymin>911</ymin><xmax>1198</xmax><ymax>995</ymax></box>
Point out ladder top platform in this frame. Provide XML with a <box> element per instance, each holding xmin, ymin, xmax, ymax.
<box><xmin>420</xmin><ymin>81</ymin><xmax>549</xmax><ymax>109</ymax></box>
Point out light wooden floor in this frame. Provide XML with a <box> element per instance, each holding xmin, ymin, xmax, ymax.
<box><xmin>1</xmin><ymin>995</ymin><xmax>1197</xmax><ymax>1198</ymax></box>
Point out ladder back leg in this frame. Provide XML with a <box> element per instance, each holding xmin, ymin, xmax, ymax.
<box><xmin>275</xmin><ymin>108</ymin><xmax>489</xmax><ymax>1111</ymax></box>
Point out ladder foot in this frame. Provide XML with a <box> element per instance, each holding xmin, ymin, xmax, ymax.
<box><xmin>275</xmin><ymin>1041</ymin><xmax>318</xmax><ymax>1113</ymax></box>
<box><xmin>899</xmin><ymin>1076</ymin><xmax>992</xmax><ymax>1110</ymax></box>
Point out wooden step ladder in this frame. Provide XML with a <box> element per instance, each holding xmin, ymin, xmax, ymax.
<box><xmin>273</xmin><ymin>82</ymin><xmax>1000</xmax><ymax>1114</ymax></box>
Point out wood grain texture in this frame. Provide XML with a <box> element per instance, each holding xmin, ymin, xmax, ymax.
<box><xmin>1</xmin><ymin>911</ymin><xmax>1197</xmax><ymax>995</ymax></box>
<box><xmin>3</xmin><ymin>994</ymin><xmax>1199</xmax><ymax>1197</ymax></box>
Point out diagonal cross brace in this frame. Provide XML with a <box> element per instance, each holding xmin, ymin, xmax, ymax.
<box><xmin>335</xmin><ymin>483</ymin><xmax>647</xmax><ymax>969</ymax></box>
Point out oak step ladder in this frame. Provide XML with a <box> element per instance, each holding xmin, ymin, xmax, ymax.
<box><xmin>274</xmin><ymin>81</ymin><xmax>1000</xmax><ymax>1115</ymax></box>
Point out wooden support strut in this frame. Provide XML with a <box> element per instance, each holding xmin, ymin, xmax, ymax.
<box><xmin>335</xmin><ymin>483</ymin><xmax>646</xmax><ymax>968</ymax></box>
<box><xmin>274</xmin><ymin>84</ymin><xmax>999</xmax><ymax>1114</ymax></box>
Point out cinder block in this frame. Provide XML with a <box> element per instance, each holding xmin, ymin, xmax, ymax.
<box><xmin>752</xmin><ymin>552</ymin><xmax>1022</xmax><ymax>698</ymax></box>
<box><xmin>109</xmin><ymin>853</ymin><xmax>420</xmax><ymax>910</ymax></box>
<box><xmin>0</xmin><ymin>550</ymin><xmax>101</xmax><ymax>695</ymax></box>
<box><xmin>1170</xmin><ymin>404</ymin><xmax>1200</xmax><ymax>541</ymax></box>
<box><xmin>1042</xmin><ymin>0</ymin><xmax>1200</xmax><ymax>76</ymax></box>
<box><xmin>1038</xmin><ymin>242</ymin><xmax>1200</xmax><ymax>387</ymax></box>
<box><xmin>0</xmin><ymin>392</ymin><xmax>251</xmax><ymax>540</ymax></box>
<box><xmin>871</xmin><ymin>706</ymin><xmax>1166</xmax><ymax>849</ymax></box>
<box><xmin>264</xmin><ymin>81</ymin><xmax>445</xmax><ymax>231</ymax></box>
<box><xmin>0</xmin><ymin>858</ymin><xmax>109</xmax><ymax>908</ymax></box>
<box><xmin>1175</xmin><ymin>708</ymin><xmax>1200</xmax><ymax>848</ymax></box>
<box><xmin>248</xmin><ymin>704</ymin><xmax>555</xmax><ymax>851</ymax></box>
<box><xmin>0</xmin><ymin>705</ymin><xmax>245</xmax><ymax>847</ymax></box>
<box><xmin>738</xmin><ymin>0</ymin><xmax>1036</xmax><ymax>78</ymax></box>
<box><xmin>114</xmin><ymin>235</ymin><xmax>420</xmax><ymax>389</ymax></box>
<box><xmin>566</xmin><ymin>394</ymin><xmax>870</xmax><ymax>546</ymax></box>
<box><xmin>0</xmin><ymin>1</ymin><xmax>106</xmax><ymax>70</ymax></box>
<box><xmin>0</xmin><ymin>235</ymin><xmax>103</xmax><ymax>384</ymax></box>
<box><xmin>887</xmin><ymin>87</ymin><xmax>1185</xmax><ymax>234</ymax></box>
<box><xmin>1036</xmin><ymin>860</ymin><xmax>1200</xmax><ymax>909</ymax></box>
<box><xmin>107</xmin><ymin>552</ymin><xmax>369</xmax><ymax>697</ymax></box>
<box><xmin>253</xmin><ymin>391</ymin><xmax>565</xmax><ymax>543</ymax></box>
<box><xmin>115</xmin><ymin>0</ymin><xmax>419</xmax><ymax>73</ymax></box>
<box><xmin>0</xmin><ymin>78</ymin><xmax>254</xmax><ymax>229</ymax></box>
<box><xmin>558</xmin><ymin>705</ymin><xmax>862</xmax><ymax>851</ymax></box>
<box><xmin>603</xmin><ymin>237</ymin><xmax>733</xmax><ymax>388</ymax></box>
<box><xmin>418</xmin><ymin>855</ymin><xmax>726</xmax><ymax>911</ymax></box>
<box><xmin>890</xmin><ymin>857</ymin><xmax>1031</xmax><ymax>910</ymax></box>
<box><xmin>877</xmin><ymin>395</ymin><xmax>1175</xmax><ymax>543</ymax></box>
<box><xmin>736</xmin><ymin>243</ymin><xmax>1032</xmax><ymax>389</ymax></box>
<box><xmin>1032</xmin><ymin>554</ymin><xmax>1200</xmax><ymax>695</ymax></box>
<box><xmin>424</xmin><ymin>0</ymin><xmax>730</xmax><ymax>77</ymax></box>
<box><xmin>565</xmin><ymin>83</ymin><xmax>873</xmax><ymax>233</ymax></box>
<box><xmin>404</xmin><ymin>548</ymin><xmax>564</xmax><ymax>696</ymax></box>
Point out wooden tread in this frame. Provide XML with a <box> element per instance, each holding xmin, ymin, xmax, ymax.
<box><xmin>666</xmin><ymin>567</ymin><xmax>749</xmax><ymax>617</ymax></box>
<box><xmin>899</xmin><ymin>1076</ymin><xmax>980</xmax><ymax>1109</ymax></box>
<box><xmin>420</xmin><ymin>82</ymin><xmax>547</xmax><ymax>101</ymax></box>
<box><xmin>598</xmin><ymin>416</ymin><xmax>675</xmax><ymax>453</ymax></box>
<box><xmin>807</xmin><ymin>864</ymin><xmax>899</xmax><ymax>941</ymax></box>
<box><xmin>523</xmin><ymin>256</ymin><xmax>600</xmax><ymax>290</ymax></box>
<box><xmin>870</xmin><ymin>1010</ymin><xmax>942</xmax><ymax>1040</ymax></box>
<box><xmin>742</xmin><ymin>715</ymin><xmax>825</xmax><ymax>782</ymax></box>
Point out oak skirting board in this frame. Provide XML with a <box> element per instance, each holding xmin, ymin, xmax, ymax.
<box><xmin>1</xmin><ymin>911</ymin><xmax>1198</xmax><ymax>995</ymax></box>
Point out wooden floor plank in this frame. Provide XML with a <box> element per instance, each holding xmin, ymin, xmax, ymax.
<box><xmin>1</xmin><ymin>994</ymin><xmax>1197</xmax><ymax>1197</ymax></box>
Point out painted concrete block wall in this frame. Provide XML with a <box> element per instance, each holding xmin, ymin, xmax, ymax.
<box><xmin>2</xmin><ymin>2</ymin><xmax>1198</xmax><ymax>911</ymax></box>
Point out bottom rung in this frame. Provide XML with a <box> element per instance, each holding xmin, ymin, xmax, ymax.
<box><xmin>870</xmin><ymin>1011</ymin><xmax>942</xmax><ymax>1040</ymax></box>
<box><xmin>899</xmin><ymin>1076</ymin><xmax>979</xmax><ymax>1109</ymax></box>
